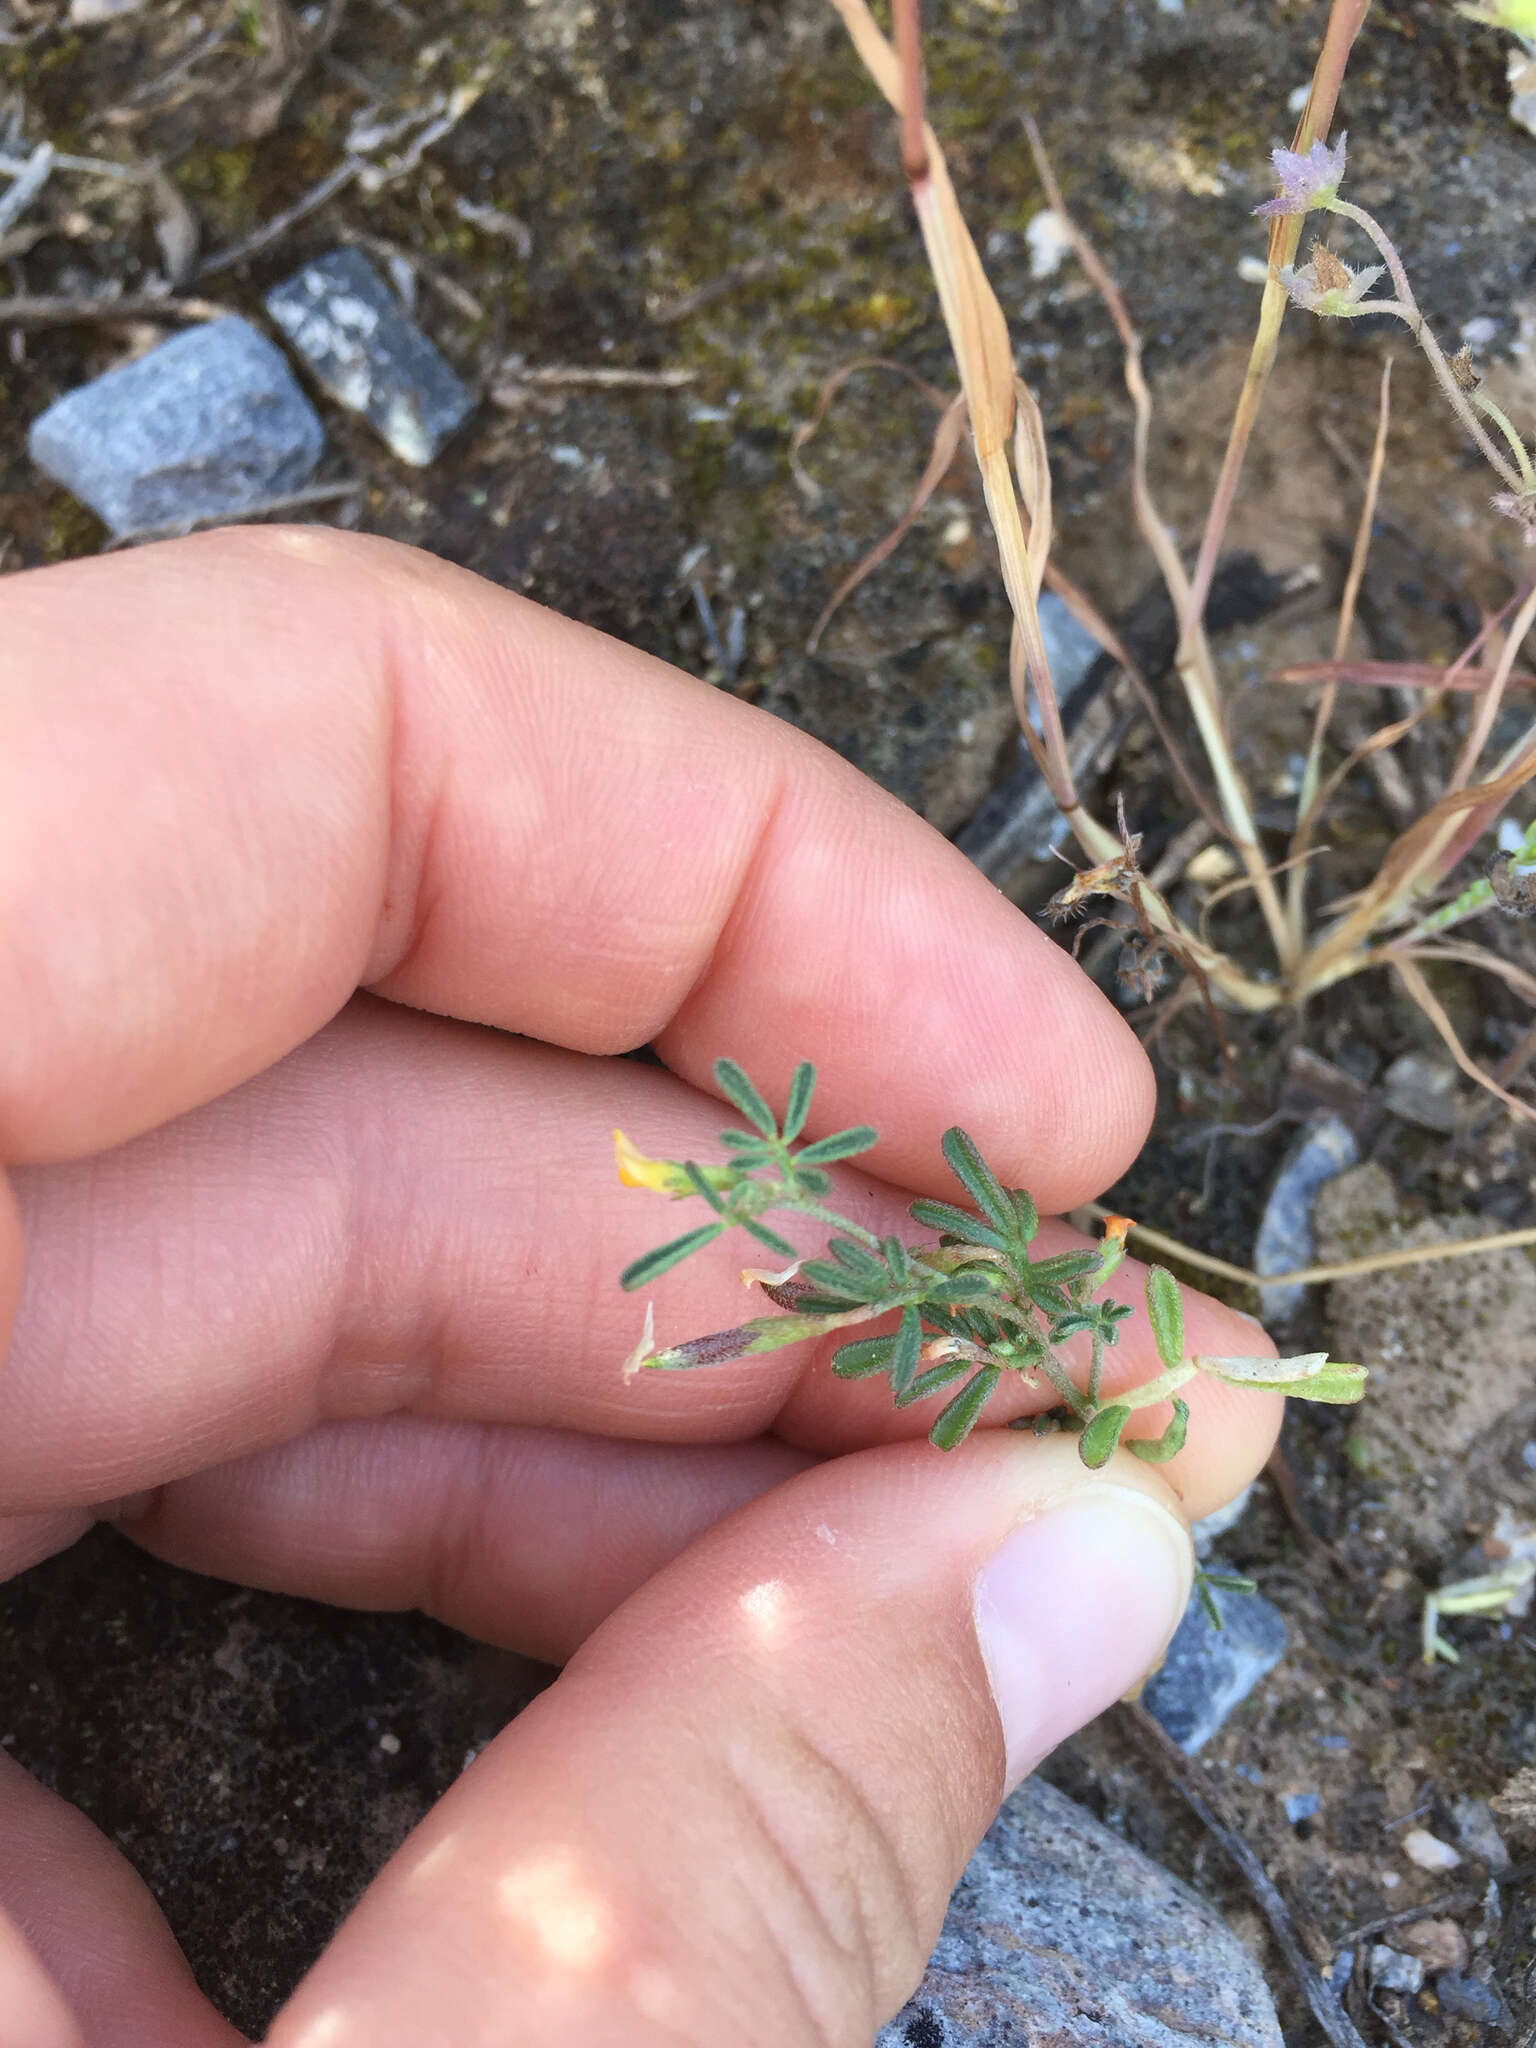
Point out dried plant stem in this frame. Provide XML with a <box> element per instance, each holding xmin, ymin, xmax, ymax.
<box><xmin>1021</xmin><ymin>122</ymin><xmax>1295</xmax><ymax>972</ymax></box>
<box><xmin>1081</xmin><ymin>1203</ymin><xmax>1536</xmax><ymax>1289</ymax></box>
<box><xmin>0</xmin><ymin>293</ymin><xmax>227</xmax><ymax>325</ymax></box>
<box><xmin>1391</xmin><ymin>955</ymin><xmax>1536</xmax><ymax>1124</ymax></box>
<box><xmin>833</xmin><ymin>0</ymin><xmax>1074</xmax><ymax>807</ymax></box>
<box><xmin>1449</xmin><ymin>570</ymin><xmax>1536</xmax><ymax>794</ymax></box>
<box><xmin>1288</xmin><ymin>355</ymin><xmax>1392</xmax><ymax>947</ymax></box>
<box><xmin>1297</xmin><ymin>737</ymin><xmax>1536</xmax><ymax>994</ymax></box>
<box><xmin>1188</xmin><ymin>0</ymin><xmax>1372</xmax><ymax>626</ymax></box>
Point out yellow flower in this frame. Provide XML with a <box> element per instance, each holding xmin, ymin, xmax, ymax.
<box><xmin>613</xmin><ymin>1130</ymin><xmax>691</xmax><ymax>1195</ymax></box>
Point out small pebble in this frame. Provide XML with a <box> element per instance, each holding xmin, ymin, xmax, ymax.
<box><xmin>1403</xmin><ymin>1827</ymin><xmax>1462</xmax><ymax>1873</ymax></box>
<box><xmin>1284</xmin><ymin>1792</ymin><xmax>1322</xmax><ymax>1824</ymax></box>
<box><xmin>376</xmin><ymin>1731</ymin><xmax>401</xmax><ymax>1756</ymax></box>
<box><xmin>1452</xmin><ymin>1795</ymin><xmax>1510</xmax><ymax>1871</ymax></box>
<box><xmin>1025</xmin><ymin>208</ymin><xmax>1073</xmax><ymax>280</ymax></box>
<box><xmin>1369</xmin><ymin>1946</ymin><xmax>1425</xmax><ymax>1996</ymax></box>
<box><xmin>28</xmin><ymin>316</ymin><xmax>324</xmax><ymax>536</ymax></box>
<box><xmin>266</xmin><ymin>246</ymin><xmax>474</xmax><ymax>467</ymax></box>
<box><xmin>1399</xmin><ymin>1920</ymin><xmax>1470</xmax><ymax>1973</ymax></box>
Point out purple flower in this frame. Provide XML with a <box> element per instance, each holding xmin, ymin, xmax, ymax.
<box><xmin>1254</xmin><ymin>133</ymin><xmax>1347</xmax><ymax>218</ymax></box>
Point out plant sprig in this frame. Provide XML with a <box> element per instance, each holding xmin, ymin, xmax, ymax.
<box><xmin>616</xmin><ymin>1059</ymin><xmax>1365</xmax><ymax>1461</ymax></box>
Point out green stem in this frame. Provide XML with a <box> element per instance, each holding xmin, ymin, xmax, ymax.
<box><xmin>1473</xmin><ymin>389</ymin><xmax>1536</xmax><ymax>494</ymax></box>
<box><xmin>1036</xmin><ymin>1343</ymin><xmax>1092</xmax><ymax>1421</ymax></box>
<box><xmin>1324</xmin><ymin>198</ymin><xmax>1529</xmax><ymax>492</ymax></box>
<box><xmin>1095</xmin><ymin>1360</ymin><xmax>1199</xmax><ymax>1416</ymax></box>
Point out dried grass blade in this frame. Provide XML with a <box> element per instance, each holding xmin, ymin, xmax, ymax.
<box><xmin>1393</xmin><ymin>955</ymin><xmax>1536</xmax><ymax>1123</ymax></box>
<box><xmin>1450</xmin><ymin>571</ymin><xmax>1536</xmax><ymax>794</ymax></box>
<box><xmin>1275</xmin><ymin>660</ymin><xmax>1536</xmax><ymax>694</ymax></box>
<box><xmin>827</xmin><ymin>0</ymin><xmax>1071</xmax><ymax>805</ymax></box>
<box><xmin>1043</xmin><ymin>564</ymin><xmax>1225</xmax><ymax>835</ymax></box>
<box><xmin>1288</xmin><ymin>354</ymin><xmax>1392</xmax><ymax>945</ymax></box>
<box><xmin>1302</xmin><ymin>747</ymin><xmax>1536</xmax><ymax>988</ymax></box>
<box><xmin>1395</xmin><ymin>940</ymin><xmax>1536</xmax><ymax>1010</ymax></box>
<box><xmin>1023</xmin><ymin>114</ymin><xmax>1293</xmax><ymax>970</ymax></box>
<box><xmin>805</xmin><ymin>394</ymin><xmax>967</xmax><ymax>651</ymax></box>
<box><xmin>788</xmin><ymin>354</ymin><xmax>950</xmax><ymax>503</ymax></box>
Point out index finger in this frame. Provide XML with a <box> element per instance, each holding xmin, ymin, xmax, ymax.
<box><xmin>0</xmin><ymin>527</ymin><xmax>1150</xmax><ymax>1203</ymax></box>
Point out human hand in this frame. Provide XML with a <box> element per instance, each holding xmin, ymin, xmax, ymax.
<box><xmin>0</xmin><ymin>530</ymin><xmax>1278</xmax><ymax>2048</ymax></box>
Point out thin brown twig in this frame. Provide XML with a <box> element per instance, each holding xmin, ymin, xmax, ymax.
<box><xmin>805</xmin><ymin>396</ymin><xmax>967</xmax><ymax>651</ymax></box>
<box><xmin>1041</xmin><ymin>565</ymin><xmax>1226</xmax><ymax>839</ymax></box>
<box><xmin>1117</xmin><ymin>1703</ymin><xmax>1369</xmax><ymax>2048</ymax></box>
<box><xmin>491</xmin><ymin>365</ymin><xmax>698</xmax><ymax>402</ymax></box>
<box><xmin>0</xmin><ymin>293</ymin><xmax>228</xmax><ymax>326</ymax></box>
<box><xmin>1078</xmin><ymin>1202</ymin><xmax>1536</xmax><ymax>1289</ymax></box>
<box><xmin>1297</xmin><ymin>585</ymin><xmax>1536</xmax><ymax>862</ymax></box>
<box><xmin>1022</xmin><ymin>116</ymin><xmax>1295</xmax><ymax>972</ymax></box>
<box><xmin>1289</xmin><ymin>354</ymin><xmax>1393</xmax><ymax>945</ymax></box>
<box><xmin>1450</xmin><ymin>570</ymin><xmax>1536</xmax><ymax>796</ymax></box>
<box><xmin>1275</xmin><ymin>659</ymin><xmax>1536</xmax><ymax>693</ymax></box>
<box><xmin>197</xmin><ymin>157</ymin><xmax>361</xmax><ymax>277</ymax></box>
<box><xmin>1392</xmin><ymin>954</ymin><xmax>1536</xmax><ymax>1123</ymax></box>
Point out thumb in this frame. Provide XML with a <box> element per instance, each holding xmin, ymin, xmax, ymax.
<box><xmin>269</xmin><ymin>1432</ymin><xmax>1193</xmax><ymax>2048</ymax></box>
<box><xmin>0</xmin><ymin>1910</ymin><xmax>83</xmax><ymax>2048</ymax></box>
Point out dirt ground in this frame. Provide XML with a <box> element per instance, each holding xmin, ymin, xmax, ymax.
<box><xmin>2</xmin><ymin>0</ymin><xmax>1535</xmax><ymax>2039</ymax></box>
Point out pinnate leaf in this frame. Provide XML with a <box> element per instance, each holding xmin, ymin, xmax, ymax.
<box><xmin>621</xmin><ymin>1221</ymin><xmax>727</xmax><ymax>1290</ymax></box>
<box><xmin>795</xmin><ymin>1125</ymin><xmax>879</xmax><ymax>1165</ymax></box>
<box><xmin>1078</xmin><ymin>1404</ymin><xmax>1131</xmax><ymax>1469</ymax></box>
<box><xmin>940</xmin><ymin>1127</ymin><xmax>1015</xmax><ymax>1235</ymax></box>
<box><xmin>713</xmin><ymin>1058</ymin><xmax>777</xmax><ymax>1138</ymax></box>
<box><xmin>929</xmin><ymin>1365</ymin><xmax>1002</xmax><ymax>1449</ymax></box>
<box><xmin>781</xmin><ymin>1060</ymin><xmax>817</xmax><ymax>1142</ymax></box>
<box><xmin>1145</xmin><ymin>1266</ymin><xmax>1184</xmax><ymax>1370</ymax></box>
<box><xmin>1128</xmin><ymin>1396</ymin><xmax>1189</xmax><ymax>1464</ymax></box>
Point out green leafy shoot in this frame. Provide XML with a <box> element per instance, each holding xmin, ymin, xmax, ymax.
<box><xmin>613</xmin><ymin>1060</ymin><xmax>1367</xmax><ymax>1465</ymax></box>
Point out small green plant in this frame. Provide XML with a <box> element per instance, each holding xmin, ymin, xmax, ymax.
<box><xmin>616</xmin><ymin>1059</ymin><xmax>1365</xmax><ymax>1470</ymax></box>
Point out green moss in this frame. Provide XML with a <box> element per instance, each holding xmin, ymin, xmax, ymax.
<box><xmin>40</xmin><ymin>492</ymin><xmax>105</xmax><ymax>564</ymax></box>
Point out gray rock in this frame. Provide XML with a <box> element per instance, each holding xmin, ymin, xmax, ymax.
<box><xmin>878</xmin><ymin>1776</ymin><xmax>1281</xmax><ymax>2048</ymax></box>
<box><xmin>1436</xmin><ymin>1972</ymin><xmax>1508</xmax><ymax>2025</ymax></box>
<box><xmin>1253</xmin><ymin>1114</ymin><xmax>1358</xmax><ymax>1321</ymax></box>
<box><xmin>1382</xmin><ymin>1053</ymin><xmax>1461</xmax><ymax>1134</ymax></box>
<box><xmin>1451</xmin><ymin>1795</ymin><xmax>1511</xmax><ymax>1872</ymax></box>
<box><xmin>28</xmin><ymin>317</ymin><xmax>325</xmax><ymax>536</ymax></box>
<box><xmin>1368</xmin><ymin>1946</ymin><xmax>1424</xmax><ymax>1996</ymax></box>
<box><xmin>266</xmin><ymin>247</ymin><xmax>475</xmax><ymax>466</ymax></box>
<box><xmin>1141</xmin><ymin>1568</ymin><xmax>1288</xmax><ymax>1754</ymax></box>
